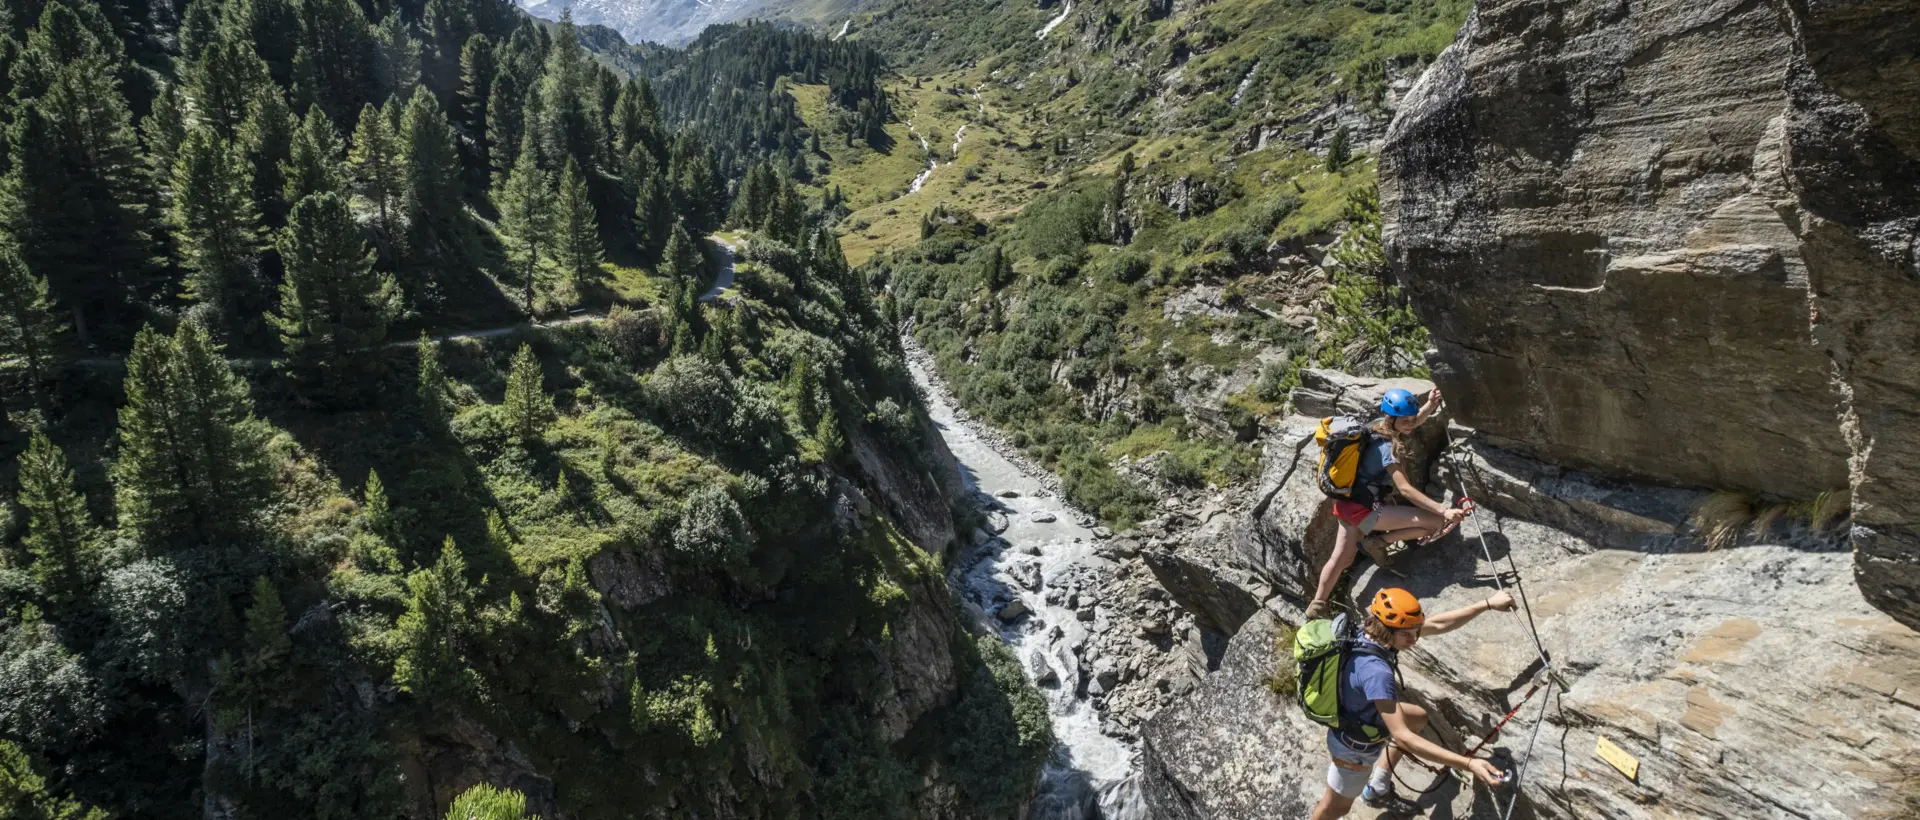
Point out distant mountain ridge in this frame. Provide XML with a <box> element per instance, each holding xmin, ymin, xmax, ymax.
<box><xmin>517</xmin><ymin>0</ymin><xmax>863</xmax><ymax>45</ymax></box>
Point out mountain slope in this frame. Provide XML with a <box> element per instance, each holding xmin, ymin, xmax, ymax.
<box><xmin>517</xmin><ymin>0</ymin><xmax>867</xmax><ymax>45</ymax></box>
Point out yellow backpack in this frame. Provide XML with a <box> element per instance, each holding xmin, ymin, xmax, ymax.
<box><xmin>1315</xmin><ymin>415</ymin><xmax>1380</xmax><ymax>505</ymax></box>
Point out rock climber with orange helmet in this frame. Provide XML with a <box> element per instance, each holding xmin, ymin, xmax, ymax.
<box><xmin>1305</xmin><ymin>386</ymin><xmax>1460</xmax><ymax>620</ymax></box>
<box><xmin>1311</xmin><ymin>586</ymin><xmax>1517</xmax><ymax>819</ymax></box>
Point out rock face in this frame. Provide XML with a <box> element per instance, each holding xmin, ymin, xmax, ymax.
<box><xmin>1148</xmin><ymin>421</ymin><xmax>1920</xmax><ymax>819</ymax></box>
<box><xmin>1382</xmin><ymin>0</ymin><xmax>1920</xmax><ymax>628</ymax></box>
<box><xmin>1139</xmin><ymin>608</ymin><xmax>1318</xmax><ymax>820</ymax></box>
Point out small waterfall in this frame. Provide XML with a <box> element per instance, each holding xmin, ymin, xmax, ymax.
<box><xmin>1037</xmin><ymin>1</ymin><xmax>1073</xmax><ymax>39</ymax></box>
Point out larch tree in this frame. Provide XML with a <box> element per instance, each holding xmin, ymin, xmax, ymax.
<box><xmin>270</xmin><ymin>192</ymin><xmax>398</xmax><ymax>400</ymax></box>
<box><xmin>493</xmin><ymin>146</ymin><xmax>552</xmax><ymax>315</ymax></box>
<box><xmin>168</xmin><ymin>128</ymin><xmax>264</xmax><ymax>318</ymax></box>
<box><xmin>551</xmin><ymin>157</ymin><xmax>601</xmax><ymax>292</ymax></box>
<box><xmin>16</xmin><ymin>428</ymin><xmax>100</xmax><ymax>608</ymax></box>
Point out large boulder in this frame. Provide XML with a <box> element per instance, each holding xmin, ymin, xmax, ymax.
<box><xmin>1381</xmin><ymin>0</ymin><xmax>1920</xmax><ymax>629</ymax></box>
<box><xmin>1138</xmin><ymin>608</ymin><xmax>1321</xmax><ymax>820</ymax></box>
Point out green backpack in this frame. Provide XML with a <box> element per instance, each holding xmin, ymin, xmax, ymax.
<box><xmin>1292</xmin><ymin>614</ymin><xmax>1395</xmax><ymax>743</ymax></box>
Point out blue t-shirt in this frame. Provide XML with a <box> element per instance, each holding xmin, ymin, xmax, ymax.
<box><xmin>1339</xmin><ymin>635</ymin><xmax>1398</xmax><ymax>729</ymax></box>
<box><xmin>1356</xmin><ymin>435</ymin><xmax>1399</xmax><ymax>490</ymax></box>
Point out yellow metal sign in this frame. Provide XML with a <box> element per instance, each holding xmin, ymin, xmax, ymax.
<box><xmin>1594</xmin><ymin>735</ymin><xmax>1640</xmax><ymax>781</ymax></box>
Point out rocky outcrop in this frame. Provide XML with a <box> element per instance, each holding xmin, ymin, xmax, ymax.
<box><xmin>1139</xmin><ymin>607</ymin><xmax>1318</xmax><ymax>820</ymax></box>
<box><xmin>1382</xmin><ymin>0</ymin><xmax>1920</xmax><ymax>628</ymax></box>
<box><xmin>1147</xmin><ymin>416</ymin><xmax>1920</xmax><ymax>819</ymax></box>
<box><xmin>1778</xmin><ymin>0</ymin><xmax>1920</xmax><ymax>631</ymax></box>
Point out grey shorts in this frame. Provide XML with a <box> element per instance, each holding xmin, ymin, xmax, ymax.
<box><xmin>1357</xmin><ymin>509</ymin><xmax>1382</xmax><ymax>533</ymax></box>
<box><xmin>1325</xmin><ymin>731</ymin><xmax>1384</xmax><ymax>798</ymax></box>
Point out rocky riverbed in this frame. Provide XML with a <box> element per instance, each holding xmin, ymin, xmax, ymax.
<box><xmin>908</xmin><ymin>343</ymin><xmax>1245</xmax><ymax>820</ymax></box>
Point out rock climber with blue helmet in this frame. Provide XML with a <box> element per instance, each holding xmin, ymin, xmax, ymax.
<box><xmin>1304</xmin><ymin>386</ymin><xmax>1462</xmax><ymax>620</ymax></box>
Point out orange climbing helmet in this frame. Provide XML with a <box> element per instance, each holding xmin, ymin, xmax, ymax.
<box><xmin>1370</xmin><ymin>588</ymin><xmax>1425</xmax><ymax>629</ymax></box>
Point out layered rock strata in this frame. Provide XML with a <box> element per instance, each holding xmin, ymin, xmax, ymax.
<box><xmin>1380</xmin><ymin>0</ymin><xmax>1920</xmax><ymax>627</ymax></box>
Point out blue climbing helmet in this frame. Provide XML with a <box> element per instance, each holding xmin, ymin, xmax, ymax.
<box><xmin>1379</xmin><ymin>388</ymin><xmax>1420</xmax><ymax>418</ymax></box>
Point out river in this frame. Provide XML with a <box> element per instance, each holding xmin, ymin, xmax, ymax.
<box><xmin>909</xmin><ymin>357</ymin><xmax>1147</xmax><ymax>820</ymax></box>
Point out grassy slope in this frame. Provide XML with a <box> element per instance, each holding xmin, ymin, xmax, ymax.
<box><xmin>800</xmin><ymin>0</ymin><xmax>1464</xmax><ymax>524</ymax></box>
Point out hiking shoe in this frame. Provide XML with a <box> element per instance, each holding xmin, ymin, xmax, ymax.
<box><xmin>1304</xmin><ymin>599</ymin><xmax>1332</xmax><ymax>620</ymax></box>
<box><xmin>1360</xmin><ymin>535</ymin><xmax>1398</xmax><ymax>569</ymax></box>
<box><xmin>1361</xmin><ymin>783</ymin><xmax>1422</xmax><ymax>815</ymax></box>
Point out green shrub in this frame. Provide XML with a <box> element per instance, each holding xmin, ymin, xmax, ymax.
<box><xmin>943</xmin><ymin>636</ymin><xmax>1054</xmax><ymax>817</ymax></box>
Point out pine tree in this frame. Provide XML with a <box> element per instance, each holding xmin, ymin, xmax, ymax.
<box><xmin>0</xmin><ymin>248</ymin><xmax>64</xmax><ymax>403</ymax></box>
<box><xmin>981</xmin><ymin>244</ymin><xmax>1013</xmax><ymax>290</ymax></box>
<box><xmin>282</xmin><ymin>105</ymin><xmax>348</xmax><ymax>206</ymax></box>
<box><xmin>373</xmin><ymin>12</ymin><xmax>422</xmax><ymax>102</ymax></box>
<box><xmin>1327</xmin><ymin>125</ymin><xmax>1351</xmax><ymax>172</ymax></box>
<box><xmin>348</xmin><ymin>103</ymin><xmax>403</xmax><ymax>238</ymax></box>
<box><xmin>458</xmin><ymin>34</ymin><xmax>495</xmax><ymax>132</ymax></box>
<box><xmin>493</xmin><ymin>147</ymin><xmax>552</xmax><ymax>315</ymax></box>
<box><xmin>728</xmin><ymin>162</ymin><xmax>773</xmax><ymax>229</ymax></box>
<box><xmin>669</xmin><ymin>134</ymin><xmax>725</xmax><ymax>235</ymax></box>
<box><xmin>394</xmin><ymin>538</ymin><xmax>475</xmax><ymax>699</ymax></box>
<box><xmin>168</xmin><ymin>128</ymin><xmax>264</xmax><ymax>318</ymax></box>
<box><xmin>630</xmin><ymin>153</ymin><xmax>672</xmax><ymax>261</ymax></box>
<box><xmin>114</xmin><ymin>321</ymin><xmax>276</xmax><ymax>546</ymax></box>
<box><xmin>234</xmin><ymin>576</ymin><xmax>292</xmax><ymax>701</ymax></box>
<box><xmin>141</xmin><ymin>83</ymin><xmax>189</xmax><ymax>185</ymax></box>
<box><xmin>227</xmin><ymin>0</ymin><xmax>300</xmax><ymax>85</ymax></box>
<box><xmin>291</xmin><ymin>0</ymin><xmax>375</xmax><ymax>124</ymax></box>
<box><xmin>188</xmin><ymin>37</ymin><xmax>272</xmax><ymax>141</ymax></box>
<box><xmin>551</xmin><ymin>157</ymin><xmax>600</xmax><ymax>291</ymax></box>
<box><xmin>530</xmin><ymin>13</ymin><xmax>603</xmax><ymax>175</ymax></box>
<box><xmin>240</xmin><ymin>85</ymin><xmax>296</xmax><ymax>227</ymax></box>
<box><xmin>610</xmin><ymin>78</ymin><xmax>661</xmax><ymax>162</ymax></box>
<box><xmin>398</xmin><ymin>86</ymin><xmax>465</xmax><ymax>268</ymax></box>
<box><xmin>662</xmin><ymin>221</ymin><xmax>705</xmax><ymax>288</ymax></box>
<box><xmin>484</xmin><ymin>70</ymin><xmax>525</xmax><ymax>180</ymax></box>
<box><xmin>271</xmin><ymin>192</ymin><xmax>398</xmax><ymax>399</ymax></box>
<box><xmin>351</xmin><ymin>469</ymin><xmax>402</xmax><ymax>571</ymax></box>
<box><xmin>416</xmin><ymin>331</ymin><xmax>449</xmax><ymax>424</ymax></box>
<box><xmin>2</xmin><ymin>2</ymin><xmax>158</xmax><ymax>345</ymax></box>
<box><xmin>502</xmin><ymin>343</ymin><xmax>551</xmax><ymax>445</ymax></box>
<box><xmin>16</xmin><ymin>427</ymin><xmax>99</xmax><ymax>607</ymax></box>
<box><xmin>766</xmin><ymin>177</ymin><xmax>804</xmax><ymax>245</ymax></box>
<box><xmin>178</xmin><ymin>0</ymin><xmax>221</xmax><ymax>62</ymax></box>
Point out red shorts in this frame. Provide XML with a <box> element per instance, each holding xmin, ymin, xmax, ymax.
<box><xmin>1332</xmin><ymin>500</ymin><xmax>1380</xmax><ymax>531</ymax></box>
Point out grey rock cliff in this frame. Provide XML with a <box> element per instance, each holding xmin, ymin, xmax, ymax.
<box><xmin>1147</xmin><ymin>421</ymin><xmax>1920</xmax><ymax>819</ymax></box>
<box><xmin>1381</xmin><ymin>0</ymin><xmax>1920</xmax><ymax>628</ymax></box>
